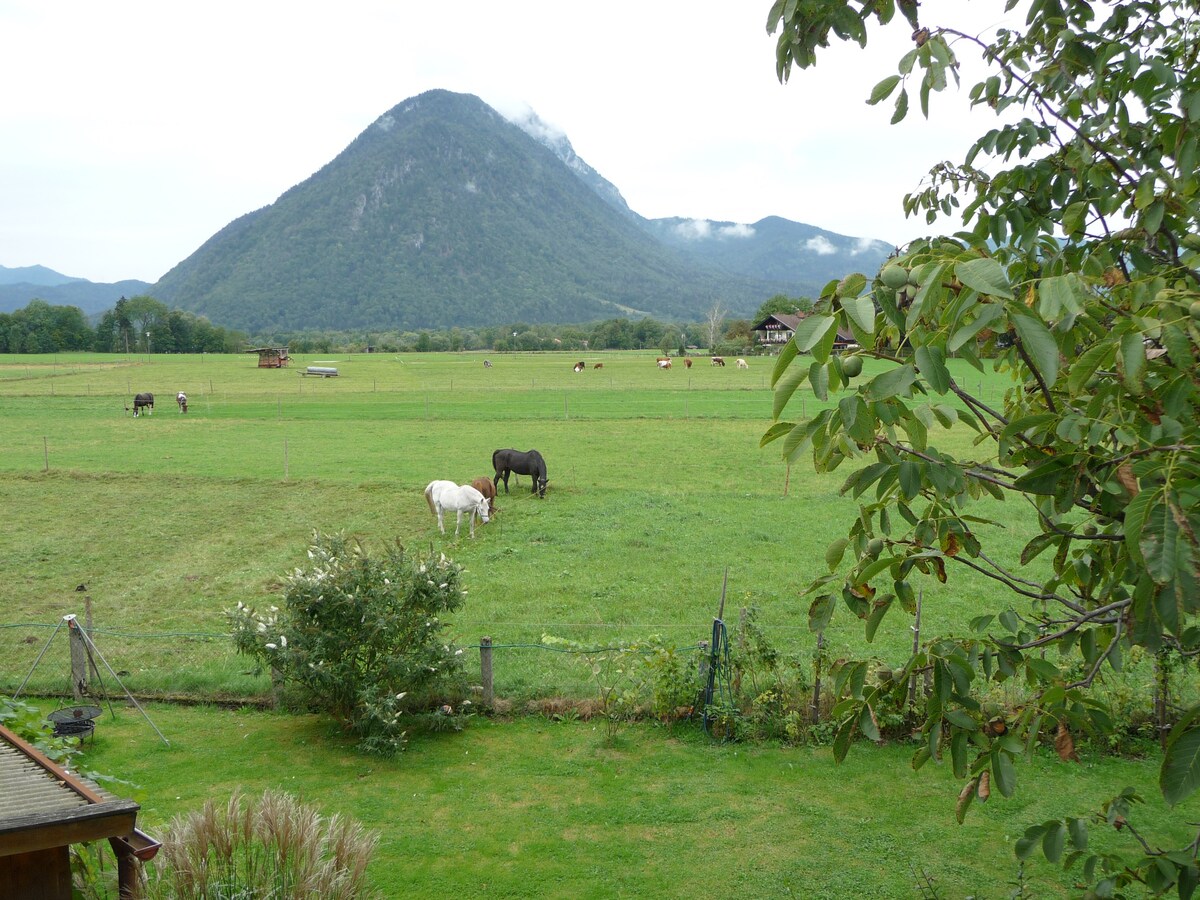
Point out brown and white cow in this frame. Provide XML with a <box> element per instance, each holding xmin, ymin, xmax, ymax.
<box><xmin>573</xmin><ymin>361</ymin><xmax>585</xmax><ymax>372</ymax></box>
<box><xmin>711</xmin><ymin>356</ymin><xmax>725</xmax><ymax>367</ymax></box>
<box><xmin>656</xmin><ymin>357</ymin><xmax>672</xmax><ymax>369</ymax></box>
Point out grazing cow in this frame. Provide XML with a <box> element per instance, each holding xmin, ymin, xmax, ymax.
<box><xmin>656</xmin><ymin>358</ymin><xmax>672</xmax><ymax>369</ymax></box>
<box><xmin>684</xmin><ymin>358</ymin><xmax>693</xmax><ymax>368</ymax></box>
<box><xmin>594</xmin><ymin>362</ymin><xmax>603</xmax><ymax>369</ymax></box>
<box><xmin>736</xmin><ymin>358</ymin><xmax>749</xmax><ymax>369</ymax></box>
<box><xmin>470</xmin><ymin>476</ymin><xmax>497</xmax><ymax>516</ymax></box>
<box><xmin>176</xmin><ymin>391</ymin><xmax>188</xmax><ymax>413</ymax></box>
<box><xmin>573</xmin><ymin>361</ymin><xmax>585</xmax><ymax>373</ymax></box>
<box><xmin>711</xmin><ymin>356</ymin><xmax>725</xmax><ymax>367</ymax></box>
<box><xmin>129</xmin><ymin>392</ymin><xmax>154</xmax><ymax>416</ymax></box>
<box><xmin>483</xmin><ymin>359</ymin><xmax>493</xmax><ymax>369</ymax></box>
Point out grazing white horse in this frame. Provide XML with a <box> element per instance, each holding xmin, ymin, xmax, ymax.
<box><xmin>424</xmin><ymin>480</ymin><xmax>490</xmax><ymax>538</ymax></box>
<box><xmin>736</xmin><ymin>358</ymin><xmax>749</xmax><ymax>369</ymax></box>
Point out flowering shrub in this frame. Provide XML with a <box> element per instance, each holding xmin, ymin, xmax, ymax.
<box><xmin>229</xmin><ymin>531</ymin><xmax>468</xmax><ymax>755</ymax></box>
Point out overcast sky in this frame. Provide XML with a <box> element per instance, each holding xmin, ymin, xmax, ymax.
<box><xmin>0</xmin><ymin>1</ymin><xmax>1017</xmax><ymax>284</ymax></box>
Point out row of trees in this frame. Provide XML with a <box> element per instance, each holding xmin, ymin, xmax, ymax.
<box><xmin>272</xmin><ymin>296</ymin><xmax>813</xmax><ymax>355</ymax></box>
<box><xmin>0</xmin><ymin>296</ymin><xmax>246</xmax><ymax>354</ymax></box>
<box><xmin>0</xmin><ymin>294</ymin><xmax>813</xmax><ymax>356</ymax></box>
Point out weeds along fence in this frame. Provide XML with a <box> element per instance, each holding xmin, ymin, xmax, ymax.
<box><xmin>1</xmin><ymin>611</ymin><xmax>1190</xmax><ymax>748</ymax></box>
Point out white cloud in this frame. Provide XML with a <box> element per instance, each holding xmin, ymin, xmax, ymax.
<box><xmin>717</xmin><ymin>223</ymin><xmax>755</xmax><ymax>239</ymax></box>
<box><xmin>673</xmin><ymin>219</ymin><xmax>714</xmax><ymax>240</ymax></box>
<box><xmin>804</xmin><ymin>236</ymin><xmax>837</xmax><ymax>256</ymax></box>
<box><xmin>672</xmin><ymin>220</ymin><xmax>755</xmax><ymax>241</ymax></box>
<box><xmin>851</xmin><ymin>236</ymin><xmax>888</xmax><ymax>255</ymax></box>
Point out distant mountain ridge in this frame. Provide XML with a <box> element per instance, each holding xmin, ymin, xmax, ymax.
<box><xmin>0</xmin><ymin>267</ymin><xmax>151</xmax><ymax>316</ymax></box>
<box><xmin>7</xmin><ymin>90</ymin><xmax>894</xmax><ymax>330</ymax></box>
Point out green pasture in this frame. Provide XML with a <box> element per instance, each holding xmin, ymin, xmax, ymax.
<box><xmin>1</xmin><ymin>350</ymin><xmax>1039</xmax><ymax>701</ymax></box>
<box><xmin>0</xmin><ymin>350</ymin><xmax>1185</xmax><ymax>896</ymax></box>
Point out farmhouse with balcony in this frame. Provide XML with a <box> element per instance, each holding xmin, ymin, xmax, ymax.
<box><xmin>752</xmin><ymin>313</ymin><xmax>857</xmax><ymax>352</ymax></box>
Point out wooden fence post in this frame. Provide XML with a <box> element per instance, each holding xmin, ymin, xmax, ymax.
<box><xmin>480</xmin><ymin>636</ymin><xmax>494</xmax><ymax>709</ymax></box>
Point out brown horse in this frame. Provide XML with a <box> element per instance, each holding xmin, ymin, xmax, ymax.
<box><xmin>470</xmin><ymin>476</ymin><xmax>497</xmax><ymax>516</ymax></box>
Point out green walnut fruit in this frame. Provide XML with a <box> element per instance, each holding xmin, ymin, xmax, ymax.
<box><xmin>866</xmin><ymin>537</ymin><xmax>884</xmax><ymax>559</ymax></box>
<box><xmin>1190</xmin><ymin>299</ymin><xmax>1200</xmax><ymax>320</ymax></box>
<box><xmin>880</xmin><ymin>265</ymin><xmax>909</xmax><ymax>290</ymax></box>
<box><xmin>842</xmin><ymin>355</ymin><xmax>863</xmax><ymax>378</ymax></box>
<box><xmin>1182</xmin><ymin>233</ymin><xmax>1200</xmax><ymax>251</ymax></box>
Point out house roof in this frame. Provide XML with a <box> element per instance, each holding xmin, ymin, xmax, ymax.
<box><xmin>0</xmin><ymin>725</ymin><xmax>140</xmax><ymax>857</ymax></box>
<box><xmin>752</xmin><ymin>313</ymin><xmax>804</xmax><ymax>332</ymax></box>
<box><xmin>752</xmin><ymin>312</ymin><xmax>857</xmax><ymax>345</ymax></box>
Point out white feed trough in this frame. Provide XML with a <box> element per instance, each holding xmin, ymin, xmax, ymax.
<box><xmin>303</xmin><ymin>366</ymin><xmax>339</xmax><ymax>377</ymax></box>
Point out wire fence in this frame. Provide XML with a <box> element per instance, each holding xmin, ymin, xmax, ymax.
<box><xmin>1</xmin><ymin>612</ymin><xmax>1189</xmax><ymax>751</ymax></box>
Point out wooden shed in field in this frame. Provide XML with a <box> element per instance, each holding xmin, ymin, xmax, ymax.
<box><xmin>247</xmin><ymin>347</ymin><xmax>290</xmax><ymax>368</ymax></box>
<box><xmin>0</xmin><ymin>724</ymin><xmax>159</xmax><ymax>899</ymax></box>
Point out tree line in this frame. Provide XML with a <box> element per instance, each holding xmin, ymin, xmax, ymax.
<box><xmin>0</xmin><ymin>294</ymin><xmax>812</xmax><ymax>356</ymax></box>
<box><xmin>0</xmin><ymin>296</ymin><xmax>246</xmax><ymax>354</ymax></box>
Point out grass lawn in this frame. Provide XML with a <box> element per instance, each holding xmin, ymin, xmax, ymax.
<box><xmin>77</xmin><ymin>702</ymin><xmax>1195</xmax><ymax>899</ymax></box>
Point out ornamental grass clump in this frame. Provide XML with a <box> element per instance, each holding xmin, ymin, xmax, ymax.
<box><xmin>145</xmin><ymin>789</ymin><xmax>378</xmax><ymax>899</ymax></box>
<box><xmin>229</xmin><ymin>531</ymin><xmax>469</xmax><ymax>755</ymax></box>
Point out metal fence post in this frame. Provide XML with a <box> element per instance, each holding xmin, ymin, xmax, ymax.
<box><xmin>480</xmin><ymin>636</ymin><xmax>493</xmax><ymax>709</ymax></box>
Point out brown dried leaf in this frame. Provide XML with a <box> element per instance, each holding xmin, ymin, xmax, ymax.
<box><xmin>1116</xmin><ymin>463</ymin><xmax>1139</xmax><ymax>498</ymax></box>
<box><xmin>943</xmin><ymin>533</ymin><xmax>961</xmax><ymax>558</ymax></box>
<box><xmin>977</xmin><ymin>770</ymin><xmax>991</xmax><ymax>802</ymax></box>
<box><xmin>956</xmin><ymin>777</ymin><xmax>978</xmax><ymax>824</ymax></box>
<box><xmin>1055</xmin><ymin>722</ymin><xmax>1080</xmax><ymax>763</ymax></box>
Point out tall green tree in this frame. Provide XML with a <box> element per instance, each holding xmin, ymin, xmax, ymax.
<box><xmin>764</xmin><ymin>1</ymin><xmax>1200</xmax><ymax>892</ymax></box>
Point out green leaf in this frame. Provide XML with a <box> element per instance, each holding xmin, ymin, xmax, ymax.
<box><xmin>1015</xmin><ymin>829</ymin><xmax>1043</xmax><ymax>861</ymax></box>
<box><xmin>948</xmin><ymin>303</ymin><xmax>1002</xmax><ymax>352</ymax></box>
<box><xmin>1010</xmin><ymin>312</ymin><xmax>1060</xmax><ymax>387</ymax></box>
<box><xmin>844</xmin><ymin>295</ymin><xmax>877</xmax><ymax>336</ymax></box>
<box><xmin>866</xmin><ymin>364</ymin><xmax>916</xmax><ymax>401</ymax></box>
<box><xmin>891</xmin><ymin>87</ymin><xmax>909</xmax><ymax>124</ymax></box>
<box><xmin>772</xmin><ymin>366</ymin><xmax>810</xmax><ymax>420</ymax></box>
<box><xmin>955</xmin><ymin>257</ymin><xmax>1014</xmax><ymax>299</ymax></box>
<box><xmin>1162</xmin><ymin>723</ymin><xmax>1200</xmax><ymax>806</ymax></box>
<box><xmin>1067</xmin><ymin>341</ymin><xmax>1114</xmax><ymax>394</ymax></box>
<box><xmin>1043</xmin><ymin>822</ymin><xmax>1067</xmax><ymax>863</ymax></box>
<box><xmin>795</xmin><ymin>315</ymin><xmax>836</xmax><ymax>353</ymax></box>
<box><xmin>915</xmin><ymin>345</ymin><xmax>950</xmax><ymax>394</ymax></box>
<box><xmin>808</xmin><ymin>594</ymin><xmax>836</xmax><ymax>633</ymax></box>
<box><xmin>770</xmin><ymin>337</ymin><xmax>800</xmax><ymax>387</ymax></box>
<box><xmin>867</xmin><ymin>74</ymin><xmax>902</xmax><ymax>105</ymax></box>
<box><xmin>945</xmin><ymin>708</ymin><xmax>977</xmax><ymax>731</ymax></box>
<box><xmin>1142</xmin><ymin>496</ymin><xmax>1183</xmax><ymax>586</ymax></box>
<box><xmin>864</xmin><ymin>596</ymin><xmax>893</xmax><ymax>643</ymax></box>
<box><xmin>1119</xmin><ymin>330</ymin><xmax>1146</xmax><ymax>395</ymax></box>
<box><xmin>825</xmin><ymin>538</ymin><xmax>850</xmax><ymax>571</ymax></box>
<box><xmin>1062</xmin><ymin>200</ymin><xmax>1088</xmax><ymax>236</ymax></box>
<box><xmin>760</xmin><ymin>420</ymin><xmax>796</xmax><ymax>447</ymax></box>
<box><xmin>833</xmin><ymin>715</ymin><xmax>855</xmax><ymax>763</ymax></box>
<box><xmin>993</xmin><ymin>750</ymin><xmax>1017</xmax><ymax>797</ymax></box>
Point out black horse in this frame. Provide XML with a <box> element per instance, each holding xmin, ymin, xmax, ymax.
<box><xmin>492</xmin><ymin>448</ymin><xmax>548</xmax><ymax>499</ymax></box>
<box><xmin>130</xmin><ymin>392</ymin><xmax>154</xmax><ymax>417</ymax></box>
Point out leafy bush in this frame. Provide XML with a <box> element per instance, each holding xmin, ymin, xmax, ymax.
<box><xmin>144</xmin><ymin>789</ymin><xmax>378</xmax><ymax>899</ymax></box>
<box><xmin>229</xmin><ymin>532</ymin><xmax>469</xmax><ymax>755</ymax></box>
